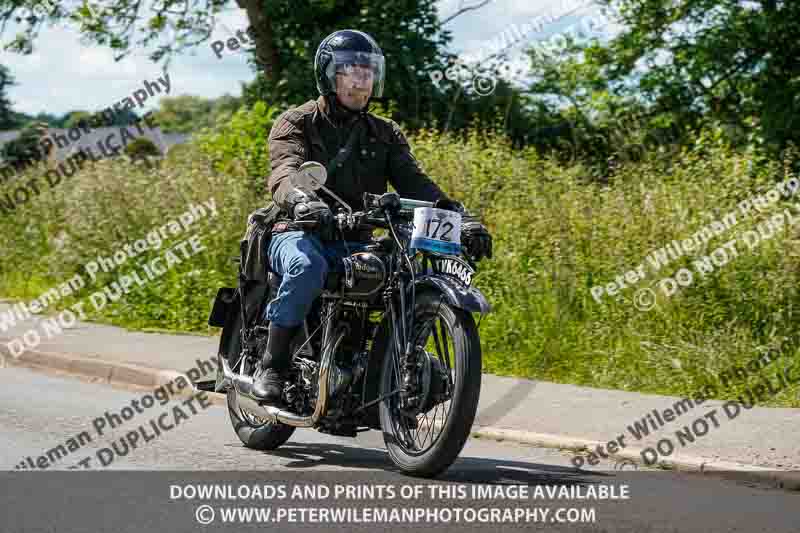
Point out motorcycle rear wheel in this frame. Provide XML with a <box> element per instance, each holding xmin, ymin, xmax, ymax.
<box><xmin>378</xmin><ymin>291</ymin><xmax>482</xmax><ymax>477</ymax></box>
<box><xmin>226</xmin><ymin>388</ymin><xmax>296</xmax><ymax>451</ymax></box>
<box><xmin>225</xmin><ymin>327</ymin><xmax>296</xmax><ymax>451</ymax></box>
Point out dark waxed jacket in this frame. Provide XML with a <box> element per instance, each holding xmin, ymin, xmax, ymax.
<box><xmin>267</xmin><ymin>96</ymin><xmax>448</xmax><ymax>239</ymax></box>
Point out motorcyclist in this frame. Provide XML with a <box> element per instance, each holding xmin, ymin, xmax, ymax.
<box><xmin>252</xmin><ymin>29</ymin><xmax>493</xmax><ymax>403</ymax></box>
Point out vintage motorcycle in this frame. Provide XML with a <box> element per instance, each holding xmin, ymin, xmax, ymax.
<box><xmin>202</xmin><ymin>162</ymin><xmax>491</xmax><ymax>477</ymax></box>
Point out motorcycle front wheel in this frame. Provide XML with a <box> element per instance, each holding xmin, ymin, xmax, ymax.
<box><xmin>378</xmin><ymin>291</ymin><xmax>482</xmax><ymax>477</ymax></box>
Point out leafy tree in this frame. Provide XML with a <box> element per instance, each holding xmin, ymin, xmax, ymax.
<box><xmin>197</xmin><ymin>100</ymin><xmax>279</xmax><ymax>194</ymax></box>
<box><xmin>0</xmin><ymin>1</ymin><xmax>475</xmax><ymax>127</ymax></box>
<box><xmin>63</xmin><ymin>110</ymin><xmax>94</xmax><ymax>129</ymax></box>
<box><xmin>24</xmin><ymin>111</ymin><xmax>61</xmax><ymax>127</ymax></box>
<box><xmin>0</xmin><ymin>1</ymin><xmax>450</xmax><ymax>75</ymax></box>
<box><xmin>149</xmin><ymin>93</ymin><xmax>242</xmax><ymax>133</ymax></box>
<box><xmin>1</xmin><ymin>121</ymin><xmax>47</xmax><ymax>168</ymax></box>
<box><xmin>236</xmin><ymin>0</ymin><xmax>452</xmax><ymax>127</ymax></box>
<box><xmin>532</xmin><ymin>0</ymin><xmax>800</xmax><ymax>159</ymax></box>
<box><xmin>149</xmin><ymin>95</ymin><xmax>213</xmax><ymax>133</ymax></box>
<box><xmin>1</xmin><ymin>1</ymin><xmax>544</xmax><ymax>140</ymax></box>
<box><xmin>124</xmin><ymin>137</ymin><xmax>162</xmax><ymax>157</ymax></box>
<box><xmin>0</xmin><ymin>65</ymin><xmax>20</xmax><ymax>130</ymax></box>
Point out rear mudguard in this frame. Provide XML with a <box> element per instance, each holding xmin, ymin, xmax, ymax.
<box><xmin>412</xmin><ymin>274</ymin><xmax>492</xmax><ymax>314</ymax></box>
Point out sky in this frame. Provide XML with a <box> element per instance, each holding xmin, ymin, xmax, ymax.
<box><xmin>1</xmin><ymin>0</ymin><xmax>613</xmax><ymax>118</ymax></box>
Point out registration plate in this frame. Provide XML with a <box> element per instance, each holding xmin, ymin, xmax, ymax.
<box><xmin>431</xmin><ymin>257</ymin><xmax>474</xmax><ymax>287</ymax></box>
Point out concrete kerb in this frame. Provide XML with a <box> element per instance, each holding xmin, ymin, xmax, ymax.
<box><xmin>3</xmin><ymin>342</ymin><xmax>799</xmax><ymax>489</ymax></box>
<box><xmin>471</xmin><ymin>427</ymin><xmax>800</xmax><ymax>490</ymax></box>
<box><xmin>0</xmin><ymin>344</ymin><xmax>219</xmax><ymax>401</ymax></box>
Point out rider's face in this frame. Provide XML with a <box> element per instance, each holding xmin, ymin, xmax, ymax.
<box><xmin>335</xmin><ymin>64</ymin><xmax>374</xmax><ymax>111</ymax></box>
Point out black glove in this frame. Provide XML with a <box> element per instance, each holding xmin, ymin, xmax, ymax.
<box><xmin>285</xmin><ymin>188</ymin><xmax>335</xmax><ymax>240</ymax></box>
<box><xmin>434</xmin><ymin>197</ymin><xmax>465</xmax><ymax>213</ymax></box>
<box><xmin>284</xmin><ymin>188</ymin><xmax>319</xmax><ymax>216</ymax></box>
<box><xmin>462</xmin><ymin>220</ymin><xmax>493</xmax><ymax>262</ymax></box>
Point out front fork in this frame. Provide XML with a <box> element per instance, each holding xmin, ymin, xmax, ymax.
<box><xmin>386</xmin><ymin>274</ymin><xmax>421</xmax><ymax>411</ymax></box>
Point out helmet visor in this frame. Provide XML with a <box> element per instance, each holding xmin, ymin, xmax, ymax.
<box><xmin>327</xmin><ymin>50</ymin><xmax>385</xmax><ymax>98</ymax></box>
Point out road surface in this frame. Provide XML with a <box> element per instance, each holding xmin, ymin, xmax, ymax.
<box><xmin>0</xmin><ymin>366</ymin><xmax>796</xmax><ymax>533</ymax></box>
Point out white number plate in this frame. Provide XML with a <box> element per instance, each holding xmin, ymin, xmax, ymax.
<box><xmin>409</xmin><ymin>208</ymin><xmax>462</xmax><ymax>255</ymax></box>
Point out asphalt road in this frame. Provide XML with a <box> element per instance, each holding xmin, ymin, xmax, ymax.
<box><xmin>1</xmin><ymin>366</ymin><xmax>797</xmax><ymax>533</ymax></box>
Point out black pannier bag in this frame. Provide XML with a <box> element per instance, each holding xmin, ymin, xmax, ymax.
<box><xmin>208</xmin><ymin>202</ymin><xmax>283</xmax><ymax>364</ymax></box>
<box><xmin>241</xmin><ymin>202</ymin><xmax>282</xmax><ymax>282</ymax></box>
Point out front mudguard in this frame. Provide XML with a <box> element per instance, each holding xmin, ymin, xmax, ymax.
<box><xmin>360</xmin><ymin>275</ymin><xmax>490</xmax><ymax>425</ymax></box>
<box><xmin>412</xmin><ymin>274</ymin><xmax>492</xmax><ymax>315</ymax></box>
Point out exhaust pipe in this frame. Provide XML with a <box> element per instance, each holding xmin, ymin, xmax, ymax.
<box><xmin>221</xmin><ymin>344</ymin><xmax>333</xmax><ymax>428</ymax></box>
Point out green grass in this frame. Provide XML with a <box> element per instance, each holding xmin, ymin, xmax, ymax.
<box><xmin>2</xmin><ymin>120</ymin><xmax>799</xmax><ymax>407</ymax></box>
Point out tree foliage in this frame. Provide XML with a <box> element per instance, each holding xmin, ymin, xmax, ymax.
<box><xmin>0</xmin><ymin>64</ymin><xmax>20</xmax><ymax>130</ymax></box>
<box><xmin>522</xmin><ymin>0</ymin><xmax>800</xmax><ymax>164</ymax></box>
<box><xmin>124</xmin><ymin>136</ymin><xmax>162</xmax><ymax>157</ymax></box>
<box><xmin>239</xmin><ymin>0</ymin><xmax>452</xmax><ymax>128</ymax></box>
<box><xmin>0</xmin><ymin>121</ymin><xmax>46</xmax><ymax>166</ymax></box>
<box><xmin>0</xmin><ymin>1</ymin><xmax>523</xmax><ymax>134</ymax></box>
<box><xmin>149</xmin><ymin>93</ymin><xmax>242</xmax><ymax>133</ymax></box>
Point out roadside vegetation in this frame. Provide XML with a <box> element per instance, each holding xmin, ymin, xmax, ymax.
<box><xmin>2</xmin><ymin>102</ymin><xmax>798</xmax><ymax>407</ymax></box>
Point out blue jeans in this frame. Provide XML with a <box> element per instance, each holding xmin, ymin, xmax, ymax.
<box><xmin>263</xmin><ymin>231</ymin><xmax>371</xmax><ymax>327</ymax></box>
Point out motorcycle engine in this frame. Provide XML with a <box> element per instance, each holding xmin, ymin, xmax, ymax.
<box><xmin>341</xmin><ymin>252</ymin><xmax>386</xmax><ymax>300</ymax></box>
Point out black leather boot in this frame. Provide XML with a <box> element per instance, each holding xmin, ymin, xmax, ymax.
<box><xmin>252</xmin><ymin>323</ymin><xmax>302</xmax><ymax>404</ymax></box>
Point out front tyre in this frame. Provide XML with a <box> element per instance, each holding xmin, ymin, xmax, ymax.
<box><xmin>379</xmin><ymin>291</ymin><xmax>482</xmax><ymax>477</ymax></box>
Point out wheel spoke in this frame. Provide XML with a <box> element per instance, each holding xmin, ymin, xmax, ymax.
<box><xmin>388</xmin><ymin>305</ymin><xmax>465</xmax><ymax>456</ymax></box>
<box><xmin>430</xmin><ymin>402</ymin><xmax>441</xmax><ymax>435</ymax></box>
<box><xmin>420</xmin><ymin>411</ymin><xmax>434</xmax><ymax>449</ymax></box>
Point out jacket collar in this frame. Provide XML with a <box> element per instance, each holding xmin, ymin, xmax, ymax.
<box><xmin>317</xmin><ymin>95</ymin><xmax>381</xmax><ymax>137</ymax></box>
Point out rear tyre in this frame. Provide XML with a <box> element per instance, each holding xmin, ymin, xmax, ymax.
<box><xmin>379</xmin><ymin>291</ymin><xmax>482</xmax><ymax>477</ymax></box>
<box><xmin>226</xmin><ymin>390</ymin><xmax>295</xmax><ymax>450</ymax></box>
<box><xmin>224</xmin><ymin>321</ymin><xmax>296</xmax><ymax>451</ymax></box>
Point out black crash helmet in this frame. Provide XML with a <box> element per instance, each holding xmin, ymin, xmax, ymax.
<box><xmin>314</xmin><ymin>29</ymin><xmax>386</xmax><ymax>98</ymax></box>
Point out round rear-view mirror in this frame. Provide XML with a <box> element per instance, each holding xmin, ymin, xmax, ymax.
<box><xmin>293</xmin><ymin>161</ymin><xmax>327</xmax><ymax>191</ymax></box>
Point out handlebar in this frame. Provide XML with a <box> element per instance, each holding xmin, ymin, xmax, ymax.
<box><xmin>362</xmin><ymin>192</ymin><xmax>434</xmax><ymax>213</ymax></box>
<box><xmin>330</xmin><ymin>192</ymin><xmax>431</xmax><ymax>232</ymax></box>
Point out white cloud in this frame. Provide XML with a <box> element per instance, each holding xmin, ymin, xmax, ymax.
<box><xmin>2</xmin><ymin>7</ymin><xmax>252</xmax><ymax>117</ymax></box>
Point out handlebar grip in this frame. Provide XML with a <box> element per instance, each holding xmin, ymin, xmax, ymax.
<box><xmin>363</xmin><ymin>192</ymin><xmax>381</xmax><ymax>210</ymax></box>
<box><xmin>399</xmin><ymin>198</ymin><xmax>434</xmax><ymax>210</ymax></box>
